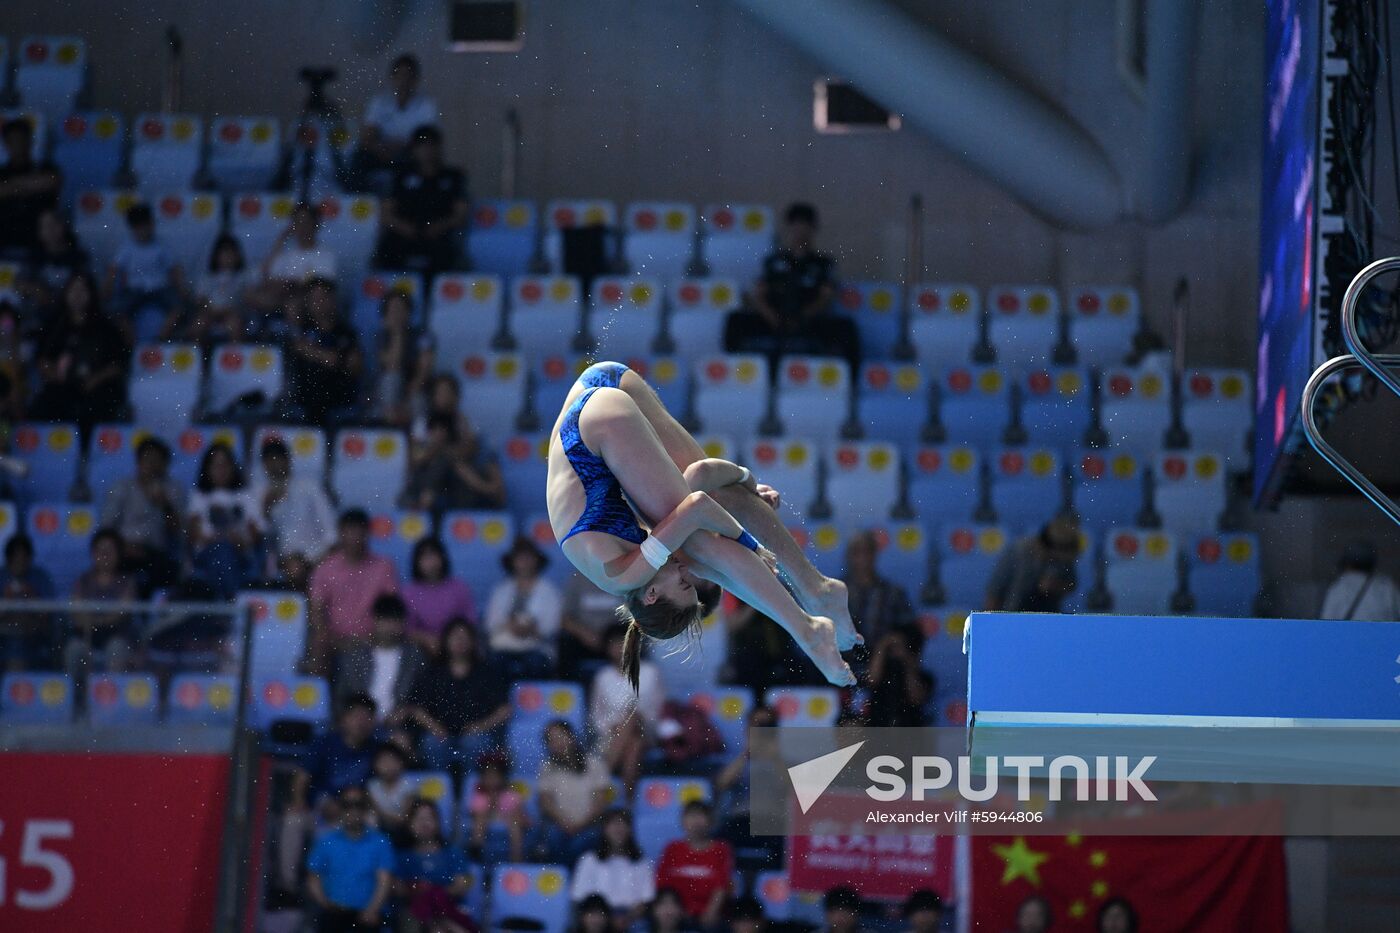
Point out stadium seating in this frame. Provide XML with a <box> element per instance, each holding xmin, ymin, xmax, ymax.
<box><xmin>1071</xmin><ymin>448</ymin><xmax>1146</xmax><ymax>531</ymax></box>
<box><xmin>369</xmin><ymin>510</ymin><xmax>430</xmax><ymax>578</ymax></box>
<box><xmin>691</xmin><ymin>355</ymin><xmax>769</xmax><ymax>441</ymax></box>
<box><xmin>543</xmin><ymin>199</ymin><xmax>617</xmax><ymax>271</ymax></box>
<box><xmin>14</xmin><ymin>36</ymin><xmax>86</xmax><ymax>121</ymax></box>
<box><xmin>1</xmin><ymin>672</ymin><xmax>74</xmax><ymax>725</ymax></box>
<box><xmin>441</xmin><ymin>511</ymin><xmax>515</xmax><ymax>608</ymax></box>
<box><xmin>938</xmin><ymin>366</ymin><xmax>1011</xmax><ymax>449</ymax></box>
<box><xmin>627</xmin><ymin>356</ymin><xmax>688</xmax><ymax>416</ymax></box>
<box><xmin>12</xmin><ymin>423</ymin><xmax>79</xmax><ymax>502</ymax></box>
<box><xmin>909</xmin><ymin>283</ymin><xmax>980</xmax><ymax>371</ymax></box>
<box><xmin>1100</xmin><ymin>365</ymin><xmax>1171</xmax><ymax>457</ymax></box>
<box><xmin>151</xmin><ymin>190</ymin><xmax>224</xmax><ymax>272</ymax></box>
<box><xmin>316</xmin><ymin>195</ymin><xmax>380</xmax><ymax>282</ymax></box>
<box><xmin>1187</xmin><ymin>532</ymin><xmax>1261</xmax><ymax>616</ymax></box>
<box><xmin>988</xmin><ymin>284</ymin><xmax>1061</xmax><ymax>372</ymax></box>
<box><xmin>52</xmin><ymin>112</ymin><xmax>123</xmax><ymax>202</ymax></box>
<box><xmin>457</xmin><ymin>353</ymin><xmax>527</xmax><ymax>443</ymax></box>
<box><xmin>490</xmin><ymin>864</ymin><xmax>570</xmax><ymax>933</ymax></box>
<box><xmin>402</xmin><ymin>770</ymin><xmax>455</xmax><ymax>829</ymax></box>
<box><xmin>230</xmin><ymin>192</ymin><xmax>297</xmax><ymax>268</ymax></box>
<box><xmin>907</xmin><ymin>444</ymin><xmax>981</xmax><ymax>531</ymax></box>
<box><xmin>330</xmin><ymin>428</ymin><xmax>407</xmax><ymax>511</ymax></box>
<box><xmin>206</xmin><ymin>344</ymin><xmax>284</xmax><ymax>414</ymax></box>
<box><xmin>129</xmin><ymin>343</ymin><xmax>202</xmax><ymax>436</ymax></box>
<box><xmin>753</xmin><ymin>872</ymin><xmax>826</xmax><ymax>926</ymax></box>
<box><xmin>499</xmin><ymin>434</ymin><xmax>550</xmax><ymax>521</ymax></box>
<box><xmin>249</xmin><ymin>425</ymin><xmax>327</xmax><ymax>484</ymax></box>
<box><xmin>701</xmin><ymin>204</ymin><xmax>773</xmax><ymax>280</ymax></box>
<box><xmin>772</xmin><ymin>356</ymin><xmax>850</xmax><ymax>445</ymax></box>
<box><xmin>0</xmin><ymin>503</ymin><xmax>17</xmax><ymax>552</ymax></box>
<box><xmin>623</xmin><ymin>201</ymin><xmax>696</xmax><ymax>280</ymax></box>
<box><xmin>530</xmin><ymin>354</ymin><xmax>587</xmax><ymax>424</ymax></box>
<box><xmin>684</xmin><ymin>687</ymin><xmax>753</xmax><ymax>754</ymax></box>
<box><xmin>523</xmin><ymin>513</ymin><xmax>573</xmax><ymax>586</ymax></box>
<box><xmin>168</xmin><ymin>426</ymin><xmax>243</xmax><ymax>489</ymax></box>
<box><xmin>1019</xmin><ymin>367</ymin><xmax>1092</xmax><ymax>451</ymax></box>
<box><xmin>250</xmin><ymin>675</ymin><xmax>330</xmax><ymax>732</ymax></box>
<box><xmin>650</xmin><ymin>604</ymin><xmax>728</xmax><ymax>697</ymax></box>
<box><xmin>207</xmin><ymin>116</ymin><xmax>282</xmax><ymax>192</ymax></box>
<box><xmin>766</xmin><ymin>687</ymin><xmax>840</xmax><ymax>727</ymax></box>
<box><xmin>86</xmin><ymin>424</ymin><xmax>142</xmax><ymax>505</ymax></box>
<box><xmin>805</xmin><ymin>522</ymin><xmax>847</xmax><ymax>579</ymax></box>
<box><xmin>130</xmin><ymin>113</ymin><xmax>204</xmax><ymax>194</ymax></box>
<box><xmin>165</xmin><ymin>674</ymin><xmax>237</xmax><ymax>727</ymax></box>
<box><xmin>73</xmin><ymin>188</ymin><xmax>142</xmax><ymax>269</ymax></box>
<box><xmin>236</xmin><ymin>590</ymin><xmax>309</xmax><ymax>679</ymax></box>
<box><xmin>937</xmin><ymin>524</ymin><xmax>1008</xmax><ymax>608</ymax></box>
<box><xmin>1153</xmin><ymin>451</ymin><xmax>1227</xmax><ymax>536</ymax></box>
<box><xmin>1067</xmin><ymin>286</ymin><xmax>1140</xmax><ymax>368</ymax></box>
<box><xmin>668</xmin><ymin>277</ymin><xmax>739</xmax><ymax>365</ymax></box>
<box><xmin>509</xmin><ymin>276</ymin><xmax>584</xmax><ymax>361</ymax></box>
<box><xmin>1104</xmin><ymin>528</ymin><xmax>1179</xmax><ymax>615</ymax></box>
<box><xmin>466</xmin><ymin>199</ymin><xmax>538</xmax><ymax>277</ymax></box>
<box><xmin>590</xmin><ymin>276</ymin><xmax>664</xmax><ymax>359</ymax></box>
<box><xmin>855</xmin><ymin>362</ymin><xmax>928</xmax><ymax>452</ymax></box>
<box><xmin>836</xmin><ymin>281</ymin><xmax>902</xmax><ymax>360</ymax></box>
<box><xmin>634</xmin><ymin>777</ymin><xmax>712</xmax><ymax>859</ymax></box>
<box><xmin>429</xmin><ymin>273</ymin><xmax>505</xmax><ymax>365</ymax></box>
<box><xmin>353</xmin><ymin>271</ymin><xmax>423</xmax><ymax>353</ymax></box>
<box><xmin>870</xmin><ymin>522</ymin><xmax>931</xmax><ymax>592</ymax></box>
<box><xmin>823</xmin><ymin>441</ymin><xmax>900</xmax><ymax>527</ymax></box>
<box><xmin>87</xmin><ymin>673</ymin><xmax>159</xmax><ymax>727</ymax></box>
<box><xmin>1182</xmin><ymin>368</ymin><xmax>1252</xmax><ymax>470</ymax></box>
<box><xmin>919</xmin><ymin>606</ymin><xmax>970</xmax><ymax>725</ymax></box>
<box><xmin>507</xmin><ymin>680</ymin><xmax>585</xmax><ymax>776</ymax></box>
<box><xmin>744</xmin><ymin>438</ymin><xmax>820</xmax><ymax>517</ymax></box>
<box><xmin>988</xmin><ymin>446</ymin><xmax>1063</xmax><ymax>531</ymax></box>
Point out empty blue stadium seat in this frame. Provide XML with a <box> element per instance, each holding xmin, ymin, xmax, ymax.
<box><xmin>130</xmin><ymin>113</ymin><xmax>204</xmax><ymax>195</ymax></box>
<box><xmin>804</xmin><ymin>522</ymin><xmax>847</xmax><ymax>579</ymax></box>
<box><xmin>870</xmin><ymin>522</ymin><xmax>931</xmax><ymax>593</ymax></box>
<box><xmin>1019</xmin><ymin>367</ymin><xmax>1092</xmax><ymax>451</ymax></box>
<box><xmin>649</xmin><ymin>607</ymin><xmax>727</xmax><ymax>697</ymax></box>
<box><xmin>1104</xmin><ymin>528</ymin><xmax>1179</xmax><ymax>615</ymax></box>
<box><xmin>919</xmin><ymin>606</ymin><xmax>970</xmax><ymax>726</ymax></box>
<box><xmin>207</xmin><ymin>344</ymin><xmax>284</xmax><ymax>414</ymax></box>
<box><xmin>1153</xmin><ymin>451</ymin><xmax>1227</xmax><ymax>536</ymax></box>
<box><xmin>1187</xmin><ymin>532</ymin><xmax>1260</xmax><ymax>617</ymax></box>
<box><xmin>13</xmin><ymin>423</ymin><xmax>79</xmax><ymax>502</ymax></box>
<box><xmin>1100</xmin><ymin>366</ymin><xmax>1171</xmax><ymax>457</ymax></box>
<box><xmin>823</xmin><ymin>442</ymin><xmax>900</xmax><ymax>526</ymax></box>
<box><xmin>73</xmin><ymin>188</ymin><xmax>139</xmax><ymax>269</ymax></box>
<box><xmin>510</xmin><ymin>276</ymin><xmax>585</xmax><ymax>361</ymax></box>
<box><xmin>369</xmin><ymin>510</ymin><xmax>430</xmax><ymax>578</ymax></box>
<box><xmin>591</xmin><ymin>276</ymin><xmax>664</xmax><ymax>359</ymax></box>
<box><xmin>87</xmin><ymin>673</ymin><xmax>159</xmax><ymax>727</ymax></box>
<box><xmin>499</xmin><ymin>434</ymin><xmax>549</xmax><ymax>520</ymax></box>
<box><xmin>937</xmin><ymin>524</ymin><xmax>1009</xmax><ymax>608</ymax></box>
<box><xmin>774</xmin><ymin>356</ymin><xmax>850</xmax><ymax>445</ymax></box>
<box><xmin>430</xmin><ymin>273</ymin><xmax>504</xmax><ymax>366</ymax></box>
<box><xmin>442</xmin><ymin>511</ymin><xmax>515</xmax><ymax>608</ymax></box>
<box><xmin>907</xmin><ymin>444</ymin><xmax>981</xmax><ymax>531</ymax></box>
<box><xmin>490</xmin><ymin>864</ymin><xmax>571</xmax><ymax>933</ymax></box>
<box><xmin>836</xmin><ymin>281</ymin><xmax>902</xmax><ymax>360</ymax></box>
<box><xmin>634</xmin><ymin>778</ymin><xmax>712</xmax><ymax>860</ymax></box>
<box><xmin>623</xmin><ymin>201</ymin><xmax>696</xmax><ymax>280</ymax></box>
<box><xmin>939</xmin><ymin>366</ymin><xmax>1011</xmax><ymax>449</ymax></box>
<box><xmin>14</xmin><ymin>36</ymin><xmax>86</xmax><ymax>122</ymax></box>
<box><xmin>684</xmin><ymin>687</ymin><xmax>754</xmax><ymax>754</ymax></box>
<box><xmin>130</xmin><ymin>343</ymin><xmax>202</xmax><ymax>436</ymax></box>
<box><xmin>691</xmin><ymin>355</ymin><xmax>769</xmax><ymax>442</ymax></box>
<box><xmin>856</xmin><ymin>362</ymin><xmax>928</xmax><ymax>452</ymax></box>
<box><xmin>766</xmin><ymin>687</ymin><xmax>840</xmax><ymax>727</ymax></box>
<box><xmin>26</xmin><ymin>503</ymin><xmax>95</xmax><ymax>595</ymax></box>
<box><xmin>701</xmin><ymin>204</ymin><xmax>773</xmax><ymax>280</ymax></box>
<box><xmin>166</xmin><ymin>674</ymin><xmax>238</xmax><ymax>726</ymax></box>
<box><xmin>744</xmin><ymin>438</ymin><xmax>820</xmax><ymax>516</ymax></box>
<box><xmin>251</xmin><ymin>676</ymin><xmax>330</xmax><ymax>731</ymax></box>
<box><xmin>628</xmin><ymin>356</ymin><xmax>689</xmax><ymax>417</ymax></box>
<box><xmin>989</xmin><ymin>447</ymin><xmax>1063</xmax><ymax>531</ymax></box>
<box><xmin>236</xmin><ymin>591</ymin><xmax>310</xmax><ymax>679</ymax></box>
<box><xmin>467</xmin><ymin>200</ymin><xmax>538</xmax><ymax>277</ymax></box>
<box><xmin>1070</xmin><ymin>448</ymin><xmax>1146</xmax><ymax>531</ymax></box>
<box><xmin>208</xmin><ymin>116</ymin><xmax>282</xmax><ymax>192</ymax></box>
<box><xmin>230</xmin><ymin>192</ymin><xmax>297</xmax><ymax>268</ymax></box>
<box><xmin>457</xmin><ymin>353</ymin><xmax>527</xmax><ymax>444</ymax></box>
<box><xmin>988</xmin><ymin>285</ymin><xmax>1061</xmax><ymax>372</ymax></box>
<box><xmin>668</xmin><ymin>277</ymin><xmax>739</xmax><ymax>365</ymax></box>
<box><xmin>530</xmin><ymin>354</ymin><xmax>586</xmax><ymax>424</ymax></box>
<box><xmin>152</xmin><ymin>191</ymin><xmax>223</xmax><ymax>273</ymax></box>
<box><xmin>330</xmin><ymin>428</ymin><xmax>408</xmax><ymax>511</ymax></box>
<box><xmin>52</xmin><ymin>112</ymin><xmax>123</xmax><ymax>203</ymax></box>
<box><xmin>909</xmin><ymin>283</ymin><xmax>980</xmax><ymax>371</ymax></box>
<box><xmin>1067</xmin><ymin>286</ymin><xmax>1139</xmax><ymax>368</ymax></box>
<box><xmin>1182</xmin><ymin>368</ymin><xmax>1252</xmax><ymax>470</ymax></box>
<box><xmin>316</xmin><ymin>194</ymin><xmax>380</xmax><ymax>282</ymax></box>
<box><xmin>1</xmin><ymin>672</ymin><xmax>74</xmax><ymax>725</ymax></box>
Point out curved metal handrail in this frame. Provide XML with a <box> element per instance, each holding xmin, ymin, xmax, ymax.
<box><xmin>1340</xmin><ymin>256</ymin><xmax>1400</xmax><ymax>396</ymax></box>
<box><xmin>1300</xmin><ymin>352</ymin><xmax>1400</xmax><ymax>525</ymax></box>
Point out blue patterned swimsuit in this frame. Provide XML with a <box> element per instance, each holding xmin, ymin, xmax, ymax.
<box><xmin>559</xmin><ymin>362</ymin><xmax>647</xmax><ymax>544</ymax></box>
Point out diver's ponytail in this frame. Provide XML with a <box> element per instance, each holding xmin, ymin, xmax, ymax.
<box><xmin>620</xmin><ymin>617</ymin><xmax>643</xmax><ymax>692</ymax></box>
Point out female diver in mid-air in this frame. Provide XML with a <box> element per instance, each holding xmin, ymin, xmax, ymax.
<box><xmin>545</xmin><ymin>361</ymin><xmax>860</xmax><ymax>688</ymax></box>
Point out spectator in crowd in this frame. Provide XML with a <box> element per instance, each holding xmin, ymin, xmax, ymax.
<box><xmin>396</xmin><ymin>618</ymin><xmax>510</xmax><ymax>772</ymax></box>
<box><xmin>376</xmin><ymin>125</ymin><xmax>469</xmax><ymax>275</ymax></box>
<box><xmin>0</xmin><ymin>534</ymin><xmax>56</xmax><ymax>671</ymax></box>
<box><xmin>360</xmin><ymin>54</ymin><xmax>441</xmax><ymax>180</ymax></box>
<box><xmin>574</xmin><ymin>894</ymin><xmax>613</xmax><ymax>933</ymax></box>
<box><xmin>900</xmin><ymin>890</ymin><xmax>944</xmax><ymax>933</ymax></box>
<box><xmin>306</xmin><ymin>784</ymin><xmax>394</xmax><ymax>933</ymax></box>
<box><xmin>402</xmin><ymin>412</ymin><xmax>505</xmax><ymax>513</ymax></box>
<box><xmin>722</xmin><ymin>595</ymin><xmax>801</xmax><ymax>694</ymax></box>
<box><xmin>0</xmin><ymin>118</ymin><xmax>61</xmax><ymax>259</ymax></box>
<box><xmin>822</xmin><ymin>887</ymin><xmax>865</xmax><ymax>933</ymax></box>
<box><xmin>730</xmin><ymin>897</ymin><xmax>767</xmax><ymax>933</ymax></box>
<box><xmin>285</xmin><ymin>277</ymin><xmax>363</xmax><ymax>423</ymax></box>
<box><xmin>366</xmin><ymin>742</ymin><xmax>413</xmax><ymax>833</ymax></box>
<box><xmin>373</xmin><ymin>288</ymin><xmax>434</xmax><ymax>425</ymax></box>
<box><xmin>0</xmin><ymin>303</ymin><xmax>24</xmax><ymax>424</ymax></box>
<box><xmin>29</xmin><ymin>271</ymin><xmax>129</xmax><ymax>431</ymax></box>
<box><xmin>104</xmin><ymin>202</ymin><xmax>185</xmax><ymax>344</ymax></box>
<box><xmin>187</xmin><ymin>234</ymin><xmax>253</xmax><ymax>343</ymax></box>
<box><xmin>644</xmin><ymin>888</ymin><xmax>696</xmax><ymax>933</ymax></box>
<box><xmin>98</xmin><ymin>435</ymin><xmax>184</xmax><ymax>592</ymax></box>
<box><xmin>465</xmin><ymin>752</ymin><xmax>527</xmax><ymax>866</ymax></box>
<box><xmin>655</xmin><ymin>800</ymin><xmax>733</xmax><ymax>929</ymax></box>
<box><xmin>187</xmin><ymin>441</ymin><xmax>263</xmax><ymax>597</ymax></box>
<box><xmin>537</xmin><ymin>719</ymin><xmax>613</xmax><ymax>862</ymax></box>
<box><xmin>339</xmin><ymin>592</ymin><xmax>428</xmax><ymax>713</ymax></box>
<box><xmin>261</xmin><ymin>203</ymin><xmax>338</xmax><ymax>291</ymax></box>
<box><xmin>985</xmin><ymin>512</ymin><xmax>1080</xmax><ymax>612</ymax></box>
<box><xmin>22</xmin><ymin>208</ymin><xmax>89</xmax><ymax>305</ymax></box>
<box><xmin>485</xmin><ymin>536</ymin><xmax>562</xmax><ymax>680</ymax></box>
<box><xmin>1097</xmin><ymin>897</ymin><xmax>1138</xmax><ymax>933</ymax></box>
<box><xmin>843</xmin><ymin>531</ymin><xmax>914</xmax><ymax>648</ymax></box>
<box><xmin>571</xmin><ymin>807</ymin><xmax>655</xmax><ymax>929</ymax></box>
<box><xmin>1319</xmin><ymin>539</ymin><xmax>1400</xmax><ymax>621</ymax></box>
<box><xmin>1013</xmin><ymin>895</ymin><xmax>1053</xmax><ymax>933</ymax></box>
<box><xmin>723</xmin><ymin>202</ymin><xmax>858</xmax><ymax>373</ymax></box>
<box><xmin>394</xmin><ymin>797</ymin><xmax>475</xmax><ymax>932</ymax></box>
<box><xmin>560</xmin><ymin>571</ymin><xmax>621</xmax><ymax>679</ymax></box>
<box><xmin>308</xmin><ymin>509</ymin><xmax>399</xmax><ymax>687</ymax></box>
<box><xmin>591</xmin><ymin>622</ymin><xmax>662</xmax><ymax>791</ymax></box>
<box><xmin>714</xmin><ymin>705</ymin><xmax>780</xmax><ymax>860</ymax></box>
<box><xmin>865</xmin><ymin>623</ymin><xmax>932</xmax><ymax>727</ymax></box>
<box><xmin>403</xmin><ymin>537</ymin><xmax>477</xmax><ymax>655</ymax></box>
<box><xmin>252</xmin><ymin>436</ymin><xmax>338</xmax><ymax>568</ymax></box>
<box><xmin>65</xmin><ymin>528</ymin><xmax>138</xmax><ymax>679</ymax></box>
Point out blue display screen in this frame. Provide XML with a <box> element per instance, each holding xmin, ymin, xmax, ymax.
<box><xmin>1254</xmin><ymin>0</ymin><xmax>1321</xmax><ymax>502</ymax></box>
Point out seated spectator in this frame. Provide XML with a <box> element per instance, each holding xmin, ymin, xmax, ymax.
<box><xmin>338</xmin><ymin>593</ymin><xmax>428</xmax><ymax>712</ymax></box>
<box><xmin>251</xmin><ymin>436</ymin><xmax>338</xmax><ymax>568</ymax></box>
<box><xmin>187</xmin><ymin>441</ymin><xmax>264</xmax><ymax>597</ymax></box>
<box><xmin>1097</xmin><ymin>897</ymin><xmax>1138</xmax><ymax>933</ymax></box>
<box><xmin>559</xmin><ymin>570</ymin><xmax>621</xmax><ymax>679</ymax></box>
<box><xmin>822</xmin><ymin>887</ymin><xmax>865</xmax><ymax>933</ymax></box>
<box><xmin>574</xmin><ymin>893</ymin><xmax>613</xmax><ymax>933</ymax></box>
<box><xmin>571</xmin><ymin>808</ymin><xmax>655</xmax><ymax>929</ymax></box>
<box><xmin>1319</xmin><ymin>539</ymin><xmax>1400</xmax><ymax>620</ymax></box>
<box><xmin>0</xmin><ymin>534</ymin><xmax>56</xmax><ymax>671</ymax></box>
<box><xmin>713</xmin><ymin>705</ymin><xmax>781</xmax><ymax>861</ymax></box>
<box><xmin>985</xmin><ymin>512</ymin><xmax>1080</xmax><ymax>612</ymax></box>
<box><xmin>98</xmin><ymin>435</ymin><xmax>184</xmax><ymax>592</ymax></box>
<box><xmin>265</xmin><ymin>203</ymin><xmax>339</xmax><ymax>286</ymax></box>
<box><xmin>366</xmin><ymin>742</ymin><xmax>413</xmax><ymax>833</ymax></box>
<box><xmin>372</xmin><ymin>288</ymin><xmax>434</xmax><ymax>425</ymax></box>
<box><xmin>900</xmin><ymin>890</ymin><xmax>944</xmax><ymax>933</ymax></box>
<box><xmin>465</xmin><ymin>753</ymin><xmax>527</xmax><ymax>866</ymax></box>
<box><xmin>403</xmin><ymin>537</ymin><xmax>477</xmax><ymax>655</ymax></box>
<box><xmin>484</xmin><ymin>536</ymin><xmax>561</xmax><ymax>681</ymax></box>
<box><xmin>721</xmin><ymin>595</ymin><xmax>803</xmax><ymax>694</ymax></box>
<box><xmin>103</xmin><ymin>202</ymin><xmax>185</xmax><ymax>344</ymax></box>
<box><xmin>360</xmin><ymin>54</ymin><xmax>441</xmax><ymax>184</ymax></box>
<box><xmin>65</xmin><ymin>528</ymin><xmax>138</xmax><ymax>679</ymax></box>
<box><xmin>187</xmin><ymin>234</ymin><xmax>253</xmax><ymax>343</ymax></box>
<box><xmin>644</xmin><ymin>888</ymin><xmax>698</xmax><ymax>933</ymax></box>
<box><xmin>22</xmin><ymin>208</ymin><xmax>89</xmax><ymax>306</ymax></box>
<box><xmin>865</xmin><ymin>623</ymin><xmax>931</xmax><ymax>727</ymax></box>
<box><xmin>395</xmin><ymin>618</ymin><xmax>509</xmax><ymax>773</ymax></box>
<box><xmin>306</xmin><ymin>784</ymin><xmax>394</xmax><ymax>933</ymax></box>
<box><xmin>723</xmin><ymin>202</ymin><xmax>859</xmax><ymax>373</ymax></box>
<box><xmin>308</xmin><ymin>509</ymin><xmax>399</xmax><ymax>688</ymax></box>
<box><xmin>590</xmin><ymin>622</ymin><xmax>663</xmax><ymax>792</ymax></box>
<box><xmin>376</xmin><ymin>125</ymin><xmax>468</xmax><ymax>275</ymax></box>
<box><xmin>655</xmin><ymin>801</ymin><xmax>733</xmax><ymax>929</ymax></box>
<box><xmin>394</xmin><ymin>797</ymin><xmax>476</xmax><ymax>932</ymax></box>
<box><xmin>1014</xmin><ymin>895</ymin><xmax>1053</xmax><ymax>933</ymax></box>
<box><xmin>537</xmin><ymin>719</ymin><xmax>613</xmax><ymax>863</ymax></box>
<box><xmin>29</xmin><ymin>271</ymin><xmax>129</xmax><ymax>432</ymax></box>
<box><xmin>0</xmin><ymin>118</ymin><xmax>61</xmax><ymax>260</ymax></box>
<box><xmin>402</xmin><ymin>412</ymin><xmax>504</xmax><ymax>513</ymax></box>
<box><xmin>409</xmin><ymin>373</ymin><xmax>481</xmax><ymax>447</ymax></box>
<box><xmin>0</xmin><ymin>303</ymin><xmax>24</xmax><ymax>426</ymax></box>
<box><xmin>730</xmin><ymin>897</ymin><xmax>768</xmax><ymax>933</ymax></box>
<box><xmin>843</xmin><ymin>531</ymin><xmax>914</xmax><ymax>649</ymax></box>
<box><xmin>284</xmin><ymin>277</ymin><xmax>363</xmax><ymax>423</ymax></box>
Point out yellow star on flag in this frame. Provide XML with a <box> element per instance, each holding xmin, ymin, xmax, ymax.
<box><xmin>993</xmin><ymin>837</ymin><xmax>1049</xmax><ymax>887</ymax></box>
<box><xmin>1069</xmin><ymin>900</ymin><xmax>1087</xmax><ymax>919</ymax></box>
<box><xmin>1065</xmin><ymin>833</ymin><xmax>1083</xmax><ymax>847</ymax></box>
<box><xmin>1089</xmin><ymin>850</ymin><xmax>1108</xmax><ymax>869</ymax></box>
<box><xmin>1092</xmin><ymin>880</ymin><xmax>1109</xmax><ymax>898</ymax></box>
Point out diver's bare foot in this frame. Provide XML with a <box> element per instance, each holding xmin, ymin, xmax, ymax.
<box><xmin>801</xmin><ymin>615</ymin><xmax>856</xmax><ymax>686</ymax></box>
<box><xmin>811</xmin><ymin>578</ymin><xmax>861</xmax><ymax>651</ymax></box>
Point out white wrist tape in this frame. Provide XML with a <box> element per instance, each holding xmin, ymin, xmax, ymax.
<box><xmin>737</xmin><ymin>465</ymin><xmax>752</xmax><ymax>486</ymax></box>
<box><xmin>639</xmin><ymin>536</ymin><xmax>671</xmax><ymax>570</ymax></box>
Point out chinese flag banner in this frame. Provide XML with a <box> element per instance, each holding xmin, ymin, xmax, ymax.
<box><xmin>969</xmin><ymin>819</ymin><xmax>1289</xmax><ymax>932</ymax></box>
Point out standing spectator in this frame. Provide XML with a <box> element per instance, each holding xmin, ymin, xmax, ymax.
<box><xmin>864</xmin><ymin>623</ymin><xmax>932</xmax><ymax>727</ymax></box>
<box><xmin>655</xmin><ymin>801</ymin><xmax>733</xmax><ymax>929</ymax></box>
<box><xmin>900</xmin><ymin>891</ymin><xmax>944</xmax><ymax>933</ymax></box>
<box><xmin>0</xmin><ymin>118</ymin><xmax>61</xmax><ymax>259</ymax></box>
<box><xmin>103</xmin><ymin>202</ymin><xmax>185</xmax><ymax>343</ymax></box>
<box><xmin>985</xmin><ymin>512</ymin><xmax>1080</xmax><ymax>612</ymax></box>
<box><xmin>723</xmin><ymin>202</ymin><xmax>858</xmax><ymax>373</ymax></box>
<box><xmin>821</xmin><ymin>888</ymin><xmax>864</xmax><ymax>933</ymax></box>
<box><xmin>843</xmin><ymin>531</ymin><xmax>913</xmax><ymax>648</ymax></box>
<box><xmin>29</xmin><ymin>271</ymin><xmax>129</xmax><ymax>432</ymax></box>
<box><xmin>644</xmin><ymin>889</ymin><xmax>696</xmax><ymax>933</ymax></box>
<box><xmin>187</xmin><ymin>441</ymin><xmax>264</xmax><ymax>596</ymax></box>
<box><xmin>559</xmin><ymin>571</ymin><xmax>622</xmax><ymax>679</ymax></box>
<box><xmin>571</xmin><ymin>808</ymin><xmax>655</xmax><ymax>929</ymax></box>
<box><xmin>1320</xmin><ymin>539</ymin><xmax>1400</xmax><ymax>621</ymax></box>
<box><xmin>285</xmin><ymin>277</ymin><xmax>363</xmax><ymax>423</ymax></box>
<box><xmin>397</xmin><ymin>619</ymin><xmax>510</xmax><ymax>772</ymax></box>
<box><xmin>394</xmin><ymin>797</ymin><xmax>476</xmax><ymax>932</ymax></box>
<box><xmin>372</xmin><ymin>289</ymin><xmax>434</xmax><ymax>425</ymax></box>
<box><xmin>360</xmin><ymin>54</ymin><xmax>441</xmax><ymax>182</ymax></box>
<box><xmin>187</xmin><ymin>234</ymin><xmax>253</xmax><ymax>343</ymax></box>
<box><xmin>366</xmin><ymin>743</ymin><xmax>413</xmax><ymax>833</ymax></box>
<box><xmin>537</xmin><ymin>720</ymin><xmax>613</xmax><ymax>863</ymax></box>
<box><xmin>251</xmin><ymin>436</ymin><xmax>338</xmax><ymax>568</ymax></box>
<box><xmin>65</xmin><ymin>528</ymin><xmax>138</xmax><ymax>679</ymax></box>
<box><xmin>308</xmin><ymin>509</ymin><xmax>399</xmax><ymax>687</ymax></box>
<box><xmin>98</xmin><ymin>435</ymin><xmax>184</xmax><ymax>592</ymax></box>
<box><xmin>306</xmin><ymin>784</ymin><xmax>394</xmax><ymax>933</ymax></box>
<box><xmin>338</xmin><ymin>593</ymin><xmax>428</xmax><ymax>713</ymax></box>
<box><xmin>466</xmin><ymin>753</ymin><xmax>528</xmax><ymax>866</ymax></box>
<box><xmin>410</xmin><ymin>372</ymin><xmax>473</xmax><ymax>444</ymax></box>
<box><xmin>376</xmin><ymin>126</ymin><xmax>469</xmax><ymax>275</ymax></box>
<box><xmin>402</xmin><ymin>538</ymin><xmax>477</xmax><ymax>655</ymax></box>
<box><xmin>0</xmin><ymin>534</ymin><xmax>56</xmax><ymax>671</ymax></box>
<box><xmin>1013</xmin><ymin>896</ymin><xmax>1053</xmax><ymax>933</ymax></box>
<box><xmin>1096</xmin><ymin>897</ymin><xmax>1138</xmax><ymax>933</ymax></box>
<box><xmin>261</xmin><ymin>203</ymin><xmax>338</xmax><ymax>291</ymax></box>
<box><xmin>574</xmin><ymin>894</ymin><xmax>613</xmax><ymax>933</ymax></box>
<box><xmin>730</xmin><ymin>897</ymin><xmax>768</xmax><ymax>933</ymax></box>
<box><xmin>590</xmin><ymin>622</ymin><xmax>663</xmax><ymax>792</ymax></box>
<box><xmin>23</xmin><ymin>208</ymin><xmax>89</xmax><ymax>304</ymax></box>
<box><xmin>402</xmin><ymin>412</ymin><xmax>505</xmax><ymax>513</ymax></box>
<box><xmin>721</xmin><ymin>596</ymin><xmax>801</xmax><ymax>695</ymax></box>
<box><xmin>484</xmin><ymin>536</ymin><xmax>562</xmax><ymax>680</ymax></box>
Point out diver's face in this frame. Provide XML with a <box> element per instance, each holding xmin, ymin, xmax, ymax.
<box><xmin>644</xmin><ymin>559</ymin><xmax>700</xmax><ymax>609</ymax></box>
